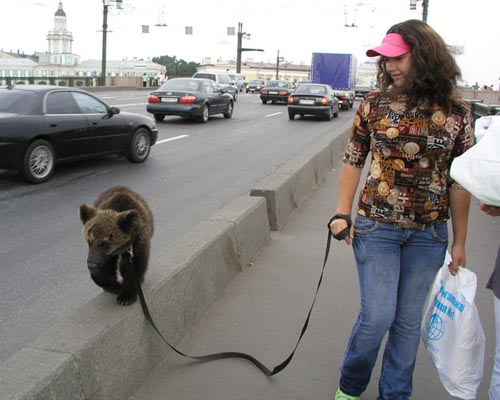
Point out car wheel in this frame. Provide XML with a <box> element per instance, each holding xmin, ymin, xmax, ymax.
<box><xmin>326</xmin><ymin>108</ymin><xmax>333</xmax><ymax>121</ymax></box>
<box><xmin>233</xmin><ymin>91</ymin><xmax>238</xmax><ymax>101</ymax></box>
<box><xmin>223</xmin><ymin>101</ymin><xmax>234</xmax><ymax>119</ymax></box>
<box><xmin>22</xmin><ymin>139</ymin><xmax>55</xmax><ymax>183</ymax></box>
<box><xmin>334</xmin><ymin>108</ymin><xmax>339</xmax><ymax>118</ymax></box>
<box><xmin>288</xmin><ymin>111</ymin><xmax>295</xmax><ymax>120</ymax></box>
<box><xmin>154</xmin><ymin>114</ymin><xmax>165</xmax><ymax>122</ymax></box>
<box><xmin>262</xmin><ymin>99</ymin><xmax>267</xmax><ymax>104</ymax></box>
<box><xmin>126</xmin><ymin>128</ymin><xmax>151</xmax><ymax>163</ymax></box>
<box><xmin>199</xmin><ymin>104</ymin><xmax>209</xmax><ymax>123</ymax></box>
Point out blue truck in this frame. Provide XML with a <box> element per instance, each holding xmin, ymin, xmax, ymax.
<box><xmin>310</xmin><ymin>52</ymin><xmax>357</xmax><ymax>110</ymax></box>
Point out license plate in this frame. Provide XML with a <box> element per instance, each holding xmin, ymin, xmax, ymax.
<box><xmin>269</xmin><ymin>91</ymin><xmax>278</xmax><ymax>95</ymax></box>
<box><xmin>162</xmin><ymin>97</ymin><xmax>177</xmax><ymax>103</ymax></box>
<box><xmin>299</xmin><ymin>99</ymin><xmax>315</xmax><ymax>105</ymax></box>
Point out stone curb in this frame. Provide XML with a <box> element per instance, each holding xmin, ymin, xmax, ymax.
<box><xmin>0</xmin><ymin>127</ymin><xmax>350</xmax><ymax>400</ymax></box>
<box><xmin>250</xmin><ymin>130</ymin><xmax>348</xmax><ymax>230</ymax></box>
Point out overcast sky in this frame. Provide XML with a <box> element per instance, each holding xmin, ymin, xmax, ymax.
<box><xmin>2</xmin><ymin>0</ymin><xmax>499</xmax><ymax>86</ymax></box>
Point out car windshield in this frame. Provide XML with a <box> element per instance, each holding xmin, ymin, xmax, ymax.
<box><xmin>267</xmin><ymin>80</ymin><xmax>291</xmax><ymax>88</ymax></box>
<box><xmin>160</xmin><ymin>80</ymin><xmax>201</xmax><ymax>92</ymax></box>
<box><xmin>296</xmin><ymin>85</ymin><xmax>326</xmax><ymax>94</ymax></box>
<box><xmin>193</xmin><ymin>73</ymin><xmax>215</xmax><ymax>81</ymax></box>
<box><xmin>0</xmin><ymin>90</ymin><xmax>38</xmax><ymax>114</ymax></box>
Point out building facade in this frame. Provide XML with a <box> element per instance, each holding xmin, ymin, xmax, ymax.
<box><xmin>197</xmin><ymin>60</ymin><xmax>311</xmax><ymax>85</ymax></box>
<box><xmin>0</xmin><ymin>2</ymin><xmax>163</xmax><ymax>87</ymax></box>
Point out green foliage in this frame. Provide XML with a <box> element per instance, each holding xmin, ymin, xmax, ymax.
<box><xmin>152</xmin><ymin>55</ymin><xmax>200</xmax><ymax>78</ymax></box>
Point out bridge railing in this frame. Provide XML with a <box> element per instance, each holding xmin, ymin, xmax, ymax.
<box><xmin>0</xmin><ymin>76</ymin><xmax>94</xmax><ymax>87</ymax></box>
<box><xmin>463</xmin><ymin>99</ymin><xmax>500</xmax><ymax>121</ymax></box>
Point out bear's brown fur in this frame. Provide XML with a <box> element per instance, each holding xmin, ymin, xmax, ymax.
<box><xmin>79</xmin><ymin>186</ymin><xmax>153</xmax><ymax>305</ymax></box>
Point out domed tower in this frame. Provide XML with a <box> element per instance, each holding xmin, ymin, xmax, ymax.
<box><xmin>40</xmin><ymin>1</ymin><xmax>78</xmax><ymax>66</ymax></box>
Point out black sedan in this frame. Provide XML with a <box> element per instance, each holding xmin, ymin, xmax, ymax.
<box><xmin>0</xmin><ymin>85</ymin><xmax>158</xmax><ymax>184</ymax></box>
<box><xmin>259</xmin><ymin>80</ymin><xmax>295</xmax><ymax>104</ymax></box>
<box><xmin>146</xmin><ymin>78</ymin><xmax>234</xmax><ymax>123</ymax></box>
<box><xmin>287</xmin><ymin>83</ymin><xmax>339</xmax><ymax>120</ymax></box>
<box><xmin>246</xmin><ymin>79</ymin><xmax>265</xmax><ymax>93</ymax></box>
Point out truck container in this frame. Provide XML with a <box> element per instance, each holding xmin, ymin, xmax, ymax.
<box><xmin>310</xmin><ymin>52</ymin><xmax>357</xmax><ymax>110</ymax></box>
<box><xmin>310</xmin><ymin>52</ymin><xmax>356</xmax><ymax>90</ymax></box>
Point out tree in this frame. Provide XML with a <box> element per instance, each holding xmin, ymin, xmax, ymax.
<box><xmin>152</xmin><ymin>55</ymin><xmax>200</xmax><ymax>78</ymax></box>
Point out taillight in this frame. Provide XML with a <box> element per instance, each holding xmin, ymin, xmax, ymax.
<box><xmin>288</xmin><ymin>96</ymin><xmax>294</xmax><ymax>104</ymax></box>
<box><xmin>261</xmin><ymin>89</ymin><xmax>268</xmax><ymax>95</ymax></box>
<box><xmin>320</xmin><ymin>96</ymin><xmax>328</xmax><ymax>105</ymax></box>
<box><xmin>278</xmin><ymin>90</ymin><xmax>288</xmax><ymax>96</ymax></box>
<box><xmin>179</xmin><ymin>95</ymin><xmax>196</xmax><ymax>103</ymax></box>
<box><xmin>148</xmin><ymin>94</ymin><xmax>160</xmax><ymax>103</ymax></box>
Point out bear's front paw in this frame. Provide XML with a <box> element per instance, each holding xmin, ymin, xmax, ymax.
<box><xmin>103</xmin><ymin>282</ymin><xmax>122</xmax><ymax>295</ymax></box>
<box><xmin>116</xmin><ymin>292</ymin><xmax>137</xmax><ymax>306</ymax></box>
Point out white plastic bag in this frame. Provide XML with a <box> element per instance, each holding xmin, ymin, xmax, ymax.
<box><xmin>421</xmin><ymin>253</ymin><xmax>485</xmax><ymax>399</ymax></box>
<box><xmin>450</xmin><ymin>115</ymin><xmax>500</xmax><ymax>206</ymax></box>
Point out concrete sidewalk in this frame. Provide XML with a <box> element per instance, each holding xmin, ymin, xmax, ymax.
<box><xmin>128</xmin><ymin>166</ymin><xmax>498</xmax><ymax>400</ymax></box>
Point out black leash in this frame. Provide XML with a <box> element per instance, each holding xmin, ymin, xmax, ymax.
<box><xmin>132</xmin><ymin>215</ymin><xmax>350</xmax><ymax>376</ymax></box>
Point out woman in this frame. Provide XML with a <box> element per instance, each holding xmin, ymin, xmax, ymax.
<box><xmin>330</xmin><ymin>20</ymin><xmax>474</xmax><ymax>400</ymax></box>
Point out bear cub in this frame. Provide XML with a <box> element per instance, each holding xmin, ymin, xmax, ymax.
<box><xmin>79</xmin><ymin>186</ymin><xmax>154</xmax><ymax>305</ymax></box>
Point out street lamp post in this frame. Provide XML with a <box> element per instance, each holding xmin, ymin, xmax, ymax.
<box><xmin>236</xmin><ymin>22</ymin><xmax>244</xmax><ymax>74</ymax></box>
<box><xmin>101</xmin><ymin>1</ymin><xmax>109</xmax><ymax>86</ymax></box>
<box><xmin>421</xmin><ymin>0</ymin><xmax>429</xmax><ymax>22</ymax></box>
<box><xmin>409</xmin><ymin>0</ymin><xmax>429</xmax><ymax>22</ymax></box>
<box><xmin>276</xmin><ymin>50</ymin><xmax>285</xmax><ymax>79</ymax></box>
<box><xmin>236</xmin><ymin>22</ymin><xmax>264</xmax><ymax>73</ymax></box>
<box><xmin>101</xmin><ymin>0</ymin><xmax>123</xmax><ymax>86</ymax></box>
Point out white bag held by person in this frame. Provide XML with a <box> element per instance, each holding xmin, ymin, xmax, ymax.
<box><xmin>450</xmin><ymin>115</ymin><xmax>500</xmax><ymax>206</ymax></box>
<box><xmin>421</xmin><ymin>253</ymin><xmax>486</xmax><ymax>399</ymax></box>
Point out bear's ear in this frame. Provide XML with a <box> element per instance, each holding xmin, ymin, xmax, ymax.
<box><xmin>80</xmin><ymin>204</ymin><xmax>96</xmax><ymax>224</ymax></box>
<box><xmin>117</xmin><ymin>210</ymin><xmax>138</xmax><ymax>234</ymax></box>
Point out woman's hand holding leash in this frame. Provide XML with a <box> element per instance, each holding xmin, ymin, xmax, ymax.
<box><xmin>328</xmin><ymin>214</ymin><xmax>353</xmax><ymax>245</ymax></box>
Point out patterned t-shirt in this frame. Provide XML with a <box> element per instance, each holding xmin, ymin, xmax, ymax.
<box><xmin>343</xmin><ymin>91</ymin><xmax>474</xmax><ymax>227</ymax></box>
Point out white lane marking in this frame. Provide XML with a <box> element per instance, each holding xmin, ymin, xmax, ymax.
<box><xmin>156</xmin><ymin>135</ymin><xmax>189</xmax><ymax>144</ymax></box>
<box><xmin>112</xmin><ymin>103</ymin><xmax>147</xmax><ymax>107</ymax></box>
<box><xmin>265</xmin><ymin>112</ymin><xmax>282</xmax><ymax>117</ymax></box>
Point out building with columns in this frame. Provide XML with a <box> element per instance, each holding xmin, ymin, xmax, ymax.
<box><xmin>38</xmin><ymin>1</ymin><xmax>79</xmax><ymax>67</ymax></box>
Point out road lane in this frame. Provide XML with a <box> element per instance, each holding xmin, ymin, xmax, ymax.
<box><xmin>0</xmin><ymin>90</ymin><xmax>356</xmax><ymax>363</ymax></box>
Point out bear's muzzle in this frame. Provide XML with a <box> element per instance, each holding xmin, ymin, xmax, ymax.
<box><xmin>87</xmin><ymin>248</ymin><xmax>112</xmax><ymax>271</ymax></box>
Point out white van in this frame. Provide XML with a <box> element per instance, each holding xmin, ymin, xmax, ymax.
<box><xmin>192</xmin><ymin>72</ymin><xmax>238</xmax><ymax>101</ymax></box>
<box><xmin>228</xmin><ymin>73</ymin><xmax>245</xmax><ymax>92</ymax></box>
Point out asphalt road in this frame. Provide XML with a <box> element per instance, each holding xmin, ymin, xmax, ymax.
<box><xmin>0</xmin><ymin>90</ymin><xmax>356</xmax><ymax>363</ymax></box>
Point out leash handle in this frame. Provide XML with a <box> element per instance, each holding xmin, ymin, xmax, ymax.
<box><xmin>328</xmin><ymin>214</ymin><xmax>352</xmax><ymax>241</ymax></box>
<box><xmin>133</xmin><ymin>227</ymin><xmax>334</xmax><ymax>376</ymax></box>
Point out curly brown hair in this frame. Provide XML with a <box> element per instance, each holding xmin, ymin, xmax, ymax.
<box><xmin>375</xmin><ymin>19</ymin><xmax>461</xmax><ymax>111</ymax></box>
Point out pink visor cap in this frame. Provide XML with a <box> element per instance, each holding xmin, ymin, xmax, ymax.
<box><xmin>366</xmin><ymin>33</ymin><xmax>411</xmax><ymax>57</ymax></box>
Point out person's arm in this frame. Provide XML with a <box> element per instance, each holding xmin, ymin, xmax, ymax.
<box><xmin>480</xmin><ymin>203</ymin><xmax>500</xmax><ymax>217</ymax></box>
<box><xmin>448</xmin><ymin>187</ymin><xmax>471</xmax><ymax>275</ymax></box>
<box><xmin>329</xmin><ymin>163</ymin><xmax>363</xmax><ymax>245</ymax></box>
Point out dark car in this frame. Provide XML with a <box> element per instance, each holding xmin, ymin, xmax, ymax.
<box><xmin>146</xmin><ymin>78</ymin><xmax>234</xmax><ymax>123</ymax></box>
<box><xmin>246</xmin><ymin>79</ymin><xmax>265</xmax><ymax>93</ymax></box>
<box><xmin>334</xmin><ymin>90</ymin><xmax>355</xmax><ymax>110</ymax></box>
<box><xmin>0</xmin><ymin>85</ymin><xmax>158</xmax><ymax>184</ymax></box>
<box><xmin>287</xmin><ymin>83</ymin><xmax>339</xmax><ymax>121</ymax></box>
<box><xmin>192</xmin><ymin>72</ymin><xmax>238</xmax><ymax>101</ymax></box>
<box><xmin>260</xmin><ymin>80</ymin><xmax>295</xmax><ymax>104</ymax></box>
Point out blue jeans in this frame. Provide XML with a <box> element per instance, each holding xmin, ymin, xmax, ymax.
<box><xmin>339</xmin><ymin>215</ymin><xmax>448</xmax><ymax>400</ymax></box>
